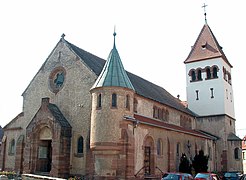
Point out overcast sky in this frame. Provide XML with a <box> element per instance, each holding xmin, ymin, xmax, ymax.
<box><xmin>0</xmin><ymin>0</ymin><xmax>245</xmax><ymax>137</ymax></box>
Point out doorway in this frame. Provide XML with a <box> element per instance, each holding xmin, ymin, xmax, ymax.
<box><xmin>144</xmin><ymin>146</ymin><xmax>151</xmax><ymax>175</ymax></box>
<box><xmin>37</xmin><ymin>140</ymin><xmax>52</xmax><ymax>172</ymax></box>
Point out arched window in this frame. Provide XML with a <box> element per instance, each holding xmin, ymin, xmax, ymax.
<box><xmin>157</xmin><ymin>138</ymin><xmax>163</xmax><ymax>156</ymax></box>
<box><xmin>212</xmin><ymin>66</ymin><xmax>218</xmax><ymax>78</ymax></box>
<box><xmin>165</xmin><ymin>110</ymin><xmax>169</xmax><ymax>122</ymax></box>
<box><xmin>223</xmin><ymin>67</ymin><xmax>227</xmax><ymax>81</ymax></box>
<box><xmin>133</xmin><ymin>98</ymin><xmax>138</xmax><ymax>113</ymax></box>
<box><xmin>125</xmin><ymin>95</ymin><xmax>130</xmax><ymax>110</ymax></box>
<box><xmin>191</xmin><ymin>70</ymin><xmax>196</xmax><ymax>81</ymax></box>
<box><xmin>153</xmin><ymin>106</ymin><xmax>158</xmax><ymax>119</ymax></box>
<box><xmin>97</xmin><ymin>93</ymin><xmax>102</xmax><ymax>108</ymax></box>
<box><xmin>234</xmin><ymin>148</ymin><xmax>240</xmax><ymax>159</ymax></box>
<box><xmin>158</xmin><ymin>108</ymin><xmax>161</xmax><ymax>119</ymax></box>
<box><xmin>112</xmin><ymin>93</ymin><xmax>117</xmax><ymax>108</ymax></box>
<box><xmin>176</xmin><ymin>143</ymin><xmax>180</xmax><ymax>157</ymax></box>
<box><xmin>228</xmin><ymin>73</ymin><xmax>232</xmax><ymax>84</ymax></box>
<box><xmin>208</xmin><ymin>146</ymin><xmax>212</xmax><ymax>160</ymax></box>
<box><xmin>197</xmin><ymin>69</ymin><xmax>202</xmax><ymax>80</ymax></box>
<box><xmin>162</xmin><ymin>109</ymin><xmax>166</xmax><ymax>121</ymax></box>
<box><xmin>77</xmin><ymin>136</ymin><xmax>84</xmax><ymax>154</ymax></box>
<box><xmin>160</xmin><ymin>109</ymin><xmax>164</xmax><ymax>120</ymax></box>
<box><xmin>9</xmin><ymin>139</ymin><xmax>15</xmax><ymax>155</ymax></box>
<box><xmin>206</xmin><ymin>68</ymin><xmax>211</xmax><ymax>79</ymax></box>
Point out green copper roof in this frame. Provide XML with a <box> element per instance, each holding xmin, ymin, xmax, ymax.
<box><xmin>92</xmin><ymin>32</ymin><xmax>135</xmax><ymax>90</ymax></box>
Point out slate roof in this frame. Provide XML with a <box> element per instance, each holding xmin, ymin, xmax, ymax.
<box><xmin>48</xmin><ymin>103</ymin><xmax>72</xmax><ymax>128</ymax></box>
<box><xmin>65</xmin><ymin>40</ymin><xmax>196</xmax><ymax>116</ymax></box>
<box><xmin>184</xmin><ymin>24</ymin><xmax>232</xmax><ymax>68</ymax></box>
<box><xmin>227</xmin><ymin>132</ymin><xmax>242</xmax><ymax>141</ymax></box>
<box><xmin>134</xmin><ymin>114</ymin><xmax>214</xmax><ymax>139</ymax></box>
<box><xmin>196</xmin><ymin>129</ymin><xmax>220</xmax><ymax>140</ymax></box>
<box><xmin>0</xmin><ymin>126</ymin><xmax>3</xmax><ymax>141</ymax></box>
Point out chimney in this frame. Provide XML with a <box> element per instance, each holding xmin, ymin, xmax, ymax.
<box><xmin>41</xmin><ymin>97</ymin><xmax>50</xmax><ymax>107</ymax></box>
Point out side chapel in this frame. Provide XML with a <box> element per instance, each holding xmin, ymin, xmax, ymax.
<box><xmin>0</xmin><ymin>21</ymin><xmax>242</xmax><ymax>179</ymax></box>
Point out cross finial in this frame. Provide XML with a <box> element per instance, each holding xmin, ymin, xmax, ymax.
<box><xmin>113</xmin><ymin>26</ymin><xmax>117</xmax><ymax>48</ymax></box>
<box><xmin>202</xmin><ymin>3</ymin><xmax>208</xmax><ymax>24</ymax></box>
<box><xmin>61</xmin><ymin>33</ymin><xmax>65</xmax><ymax>39</ymax></box>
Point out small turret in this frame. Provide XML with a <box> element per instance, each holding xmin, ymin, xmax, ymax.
<box><xmin>90</xmin><ymin>31</ymin><xmax>135</xmax><ymax>178</ymax></box>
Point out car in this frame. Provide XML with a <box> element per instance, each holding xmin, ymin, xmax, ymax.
<box><xmin>194</xmin><ymin>173</ymin><xmax>220</xmax><ymax>180</ymax></box>
<box><xmin>223</xmin><ymin>172</ymin><xmax>241</xmax><ymax>180</ymax></box>
<box><xmin>161</xmin><ymin>172</ymin><xmax>193</xmax><ymax>180</ymax></box>
<box><xmin>239</xmin><ymin>174</ymin><xmax>246</xmax><ymax>180</ymax></box>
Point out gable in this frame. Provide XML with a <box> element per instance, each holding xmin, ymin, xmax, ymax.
<box><xmin>26</xmin><ymin>98</ymin><xmax>71</xmax><ymax>137</ymax></box>
<box><xmin>184</xmin><ymin>24</ymin><xmax>232</xmax><ymax>68</ymax></box>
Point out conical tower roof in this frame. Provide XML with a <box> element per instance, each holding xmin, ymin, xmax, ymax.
<box><xmin>91</xmin><ymin>32</ymin><xmax>135</xmax><ymax>90</ymax></box>
<box><xmin>184</xmin><ymin>24</ymin><xmax>232</xmax><ymax>68</ymax></box>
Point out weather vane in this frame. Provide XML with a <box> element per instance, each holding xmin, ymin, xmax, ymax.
<box><xmin>202</xmin><ymin>3</ymin><xmax>208</xmax><ymax>24</ymax></box>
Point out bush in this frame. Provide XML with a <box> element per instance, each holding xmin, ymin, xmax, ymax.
<box><xmin>179</xmin><ymin>153</ymin><xmax>192</xmax><ymax>174</ymax></box>
<box><xmin>192</xmin><ymin>150</ymin><xmax>209</xmax><ymax>174</ymax></box>
<box><xmin>0</xmin><ymin>171</ymin><xmax>16</xmax><ymax>179</ymax></box>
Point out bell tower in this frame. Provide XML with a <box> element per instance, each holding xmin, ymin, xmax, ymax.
<box><xmin>184</xmin><ymin>17</ymin><xmax>242</xmax><ymax>171</ymax></box>
<box><xmin>184</xmin><ymin>24</ymin><xmax>234</xmax><ymax>118</ymax></box>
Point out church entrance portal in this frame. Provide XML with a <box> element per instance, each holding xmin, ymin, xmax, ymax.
<box><xmin>36</xmin><ymin>140</ymin><xmax>52</xmax><ymax>172</ymax></box>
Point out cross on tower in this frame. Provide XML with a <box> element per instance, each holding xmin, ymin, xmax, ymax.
<box><xmin>113</xmin><ymin>26</ymin><xmax>117</xmax><ymax>48</ymax></box>
<box><xmin>202</xmin><ymin>3</ymin><xmax>208</xmax><ymax>24</ymax></box>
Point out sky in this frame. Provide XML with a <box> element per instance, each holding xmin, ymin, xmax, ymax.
<box><xmin>0</xmin><ymin>1</ymin><xmax>245</xmax><ymax>137</ymax></box>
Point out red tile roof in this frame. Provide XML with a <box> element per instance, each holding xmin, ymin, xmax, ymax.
<box><xmin>184</xmin><ymin>24</ymin><xmax>232</xmax><ymax>68</ymax></box>
<box><xmin>133</xmin><ymin>114</ymin><xmax>216</xmax><ymax>140</ymax></box>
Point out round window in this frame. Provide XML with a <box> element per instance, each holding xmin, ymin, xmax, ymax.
<box><xmin>49</xmin><ymin>66</ymin><xmax>66</xmax><ymax>93</ymax></box>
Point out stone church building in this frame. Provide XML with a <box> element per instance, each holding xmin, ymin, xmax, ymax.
<box><xmin>0</xmin><ymin>22</ymin><xmax>242</xmax><ymax>179</ymax></box>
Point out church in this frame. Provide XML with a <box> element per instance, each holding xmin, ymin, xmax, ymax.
<box><xmin>0</xmin><ymin>21</ymin><xmax>242</xmax><ymax>179</ymax></box>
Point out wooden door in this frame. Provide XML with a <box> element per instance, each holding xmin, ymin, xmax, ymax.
<box><xmin>144</xmin><ymin>146</ymin><xmax>151</xmax><ymax>175</ymax></box>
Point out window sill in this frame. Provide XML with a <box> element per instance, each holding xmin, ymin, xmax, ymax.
<box><xmin>74</xmin><ymin>153</ymin><xmax>84</xmax><ymax>158</ymax></box>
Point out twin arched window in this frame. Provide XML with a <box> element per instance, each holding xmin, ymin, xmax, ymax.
<box><xmin>206</xmin><ymin>66</ymin><xmax>218</xmax><ymax>80</ymax></box>
<box><xmin>190</xmin><ymin>69</ymin><xmax>202</xmax><ymax>81</ymax></box>
<box><xmin>189</xmin><ymin>65</ymin><xmax>219</xmax><ymax>82</ymax></box>
<box><xmin>180</xmin><ymin>115</ymin><xmax>192</xmax><ymax>129</ymax></box>
<box><xmin>153</xmin><ymin>106</ymin><xmax>169</xmax><ymax>121</ymax></box>
<box><xmin>223</xmin><ymin>67</ymin><xmax>232</xmax><ymax>85</ymax></box>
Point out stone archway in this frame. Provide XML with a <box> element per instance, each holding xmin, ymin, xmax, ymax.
<box><xmin>36</xmin><ymin>127</ymin><xmax>52</xmax><ymax>173</ymax></box>
<box><xmin>23</xmin><ymin>98</ymin><xmax>72</xmax><ymax>178</ymax></box>
<box><xmin>143</xmin><ymin>136</ymin><xmax>155</xmax><ymax>175</ymax></box>
<box><xmin>25</xmin><ymin>121</ymin><xmax>71</xmax><ymax>178</ymax></box>
<box><xmin>24</xmin><ymin>124</ymin><xmax>54</xmax><ymax>175</ymax></box>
